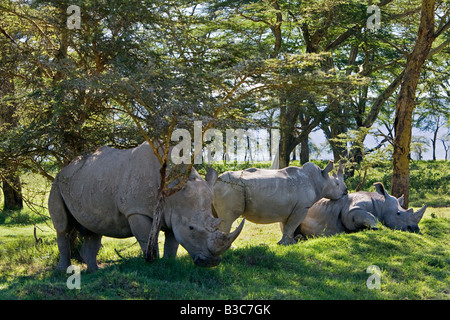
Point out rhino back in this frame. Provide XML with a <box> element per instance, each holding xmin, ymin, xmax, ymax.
<box><xmin>347</xmin><ymin>192</ymin><xmax>383</xmax><ymax>213</ymax></box>
<box><xmin>56</xmin><ymin>143</ymin><xmax>160</xmax><ymax>237</ymax></box>
<box><xmin>224</xmin><ymin>166</ymin><xmax>319</xmax><ymax>223</ymax></box>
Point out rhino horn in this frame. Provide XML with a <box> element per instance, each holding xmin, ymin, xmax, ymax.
<box><xmin>413</xmin><ymin>204</ymin><xmax>427</xmax><ymax>224</ymax></box>
<box><xmin>205</xmin><ymin>216</ymin><xmax>222</xmax><ymax>232</ymax></box>
<box><xmin>208</xmin><ymin>219</ymin><xmax>245</xmax><ymax>256</ymax></box>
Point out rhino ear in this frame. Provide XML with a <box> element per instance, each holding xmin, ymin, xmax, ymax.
<box><xmin>374</xmin><ymin>182</ymin><xmax>389</xmax><ymax>198</ymax></box>
<box><xmin>205</xmin><ymin>168</ymin><xmax>218</xmax><ymax>188</ymax></box>
<box><xmin>322</xmin><ymin>160</ymin><xmax>334</xmax><ymax>178</ymax></box>
<box><xmin>397</xmin><ymin>194</ymin><xmax>405</xmax><ymax>207</ymax></box>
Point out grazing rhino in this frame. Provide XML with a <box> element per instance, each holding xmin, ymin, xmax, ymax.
<box><xmin>213</xmin><ymin>161</ymin><xmax>348</xmax><ymax>245</ymax></box>
<box><xmin>48</xmin><ymin>142</ymin><xmax>244</xmax><ymax>272</ymax></box>
<box><xmin>298</xmin><ymin>182</ymin><xmax>427</xmax><ymax>238</ymax></box>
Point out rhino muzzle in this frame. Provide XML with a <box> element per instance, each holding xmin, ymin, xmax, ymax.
<box><xmin>207</xmin><ymin>219</ymin><xmax>245</xmax><ymax>257</ymax></box>
<box><xmin>405</xmin><ymin>225</ymin><xmax>420</xmax><ymax>233</ymax></box>
<box><xmin>193</xmin><ymin>254</ymin><xmax>222</xmax><ymax>267</ymax></box>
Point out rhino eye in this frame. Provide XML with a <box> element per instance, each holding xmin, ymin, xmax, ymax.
<box><xmin>189</xmin><ymin>225</ymin><xmax>194</xmax><ymax>230</ymax></box>
<box><xmin>397</xmin><ymin>212</ymin><xmax>401</xmax><ymax>216</ymax></box>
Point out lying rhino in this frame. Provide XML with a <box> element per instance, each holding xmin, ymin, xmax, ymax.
<box><xmin>213</xmin><ymin>161</ymin><xmax>347</xmax><ymax>245</ymax></box>
<box><xmin>48</xmin><ymin>142</ymin><xmax>244</xmax><ymax>271</ymax></box>
<box><xmin>297</xmin><ymin>182</ymin><xmax>427</xmax><ymax>238</ymax></box>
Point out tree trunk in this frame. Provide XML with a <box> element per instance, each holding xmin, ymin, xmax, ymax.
<box><xmin>431</xmin><ymin>116</ymin><xmax>440</xmax><ymax>161</ymax></box>
<box><xmin>2</xmin><ymin>171</ymin><xmax>23</xmax><ymax>211</ymax></box>
<box><xmin>442</xmin><ymin>139</ymin><xmax>449</xmax><ymax>161</ymax></box>
<box><xmin>392</xmin><ymin>0</ymin><xmax>435</xmax><ymax>207</ymax></box>
<box><xmin>278</xmin><ymin>135</ymin><xmax>292</xmax><ymax>169</ymax></box>
<box><xmin>300</xmin><ymin>135</ymin><xmax>309</xmax><ymax>165</ymax></box>
<box><xmin>145</xmin><ymin>161</ymin><xmax>167</xmax><ymax>263</ymax></box>
<box><xmin>278</xmin><ymin>97</ymin><xmax>289</xmax><ymax>168</ymax></box>
<box><xmin>0</xmin><ymin>63</ymin><xmax>23</xmax><ymax>211</ymax></box>
<box><xmin>278</xmin><ymin>121</ymin><xmax>299</xmax><ymax>168</ymax></box>
<box><xmin>145</xmin><ymin>190</ymin><xmax>165</xmax><ymax>262</ymax></box>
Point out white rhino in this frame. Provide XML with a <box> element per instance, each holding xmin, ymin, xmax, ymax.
<box><xmin>48</xmin><ymin>142</ymin><xmax>244</xmax><ymax>272</ymax></box>
<box><xmin>298</xmin><ymin>182</ymin><xmax>427</xmax><ymax>238</ymax></box>
<box><xmin>213</xmin><ymin>161</ymin><xmax>348</xmax><ymax>245</ymax></box>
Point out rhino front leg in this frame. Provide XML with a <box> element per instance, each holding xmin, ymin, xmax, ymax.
<box><xmin>163</xmin><ymin>231</ymin><xmax>179</xmax><ymax>258</ymax></box>
<box><xmin>212</xmin><ymin>180</ymin><xmax>245</xmax><ymax>233</ymax></box>
<box><xmin>128</xmin><ymin>214</ymin><xmax>159</xmax><ymax>259</ymax></box>
<box><xmin>279</xmin><ymin>207</ymin><xmax>309</xmax><ymax>245</ymax></box>
<box><xmin>345</xmin><ymin>208</ymin><xmax>378</xmax><ymax>231</ymax></box>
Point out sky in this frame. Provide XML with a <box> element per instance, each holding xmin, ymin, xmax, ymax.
<box><xmin>195</xmin><ymin>124</ymin><xmax>449</xmax><ymax>164</ymax></box>
<box><xmin>310</xmin><ymin>126</ymin><xmax>449</xmax><ymax>161</ymax></box>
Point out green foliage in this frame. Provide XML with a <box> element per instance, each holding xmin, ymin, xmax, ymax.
<box><xmin>343</xmin><ymin>160</ymin><xmax>450</xmax><ymax>207</ymax></box>
<box><xmin>1</xmin><ymin>0</ymin><xmax>449</xmax><ymax>182</ymax></box>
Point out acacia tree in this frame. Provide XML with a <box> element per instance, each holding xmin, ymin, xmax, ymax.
<box><xmin>415</xmin><ymin>53</ymin><xmax>450</xmax><ymax>160</ymax></box>
<box><xmin>103</xmin><ymin>1</ymin><xmax>276</xmax><ymax>261</ymax></box>
<box><xmin>213</xmin><ymin>0</ymin><xmax>430</xmax><ymax>168</ymax></box>
<box><xmin>0</xmin><ymin>0</ymin><xmax>139</xmax><ymax>180</ymax></box>
<box><xmin>0</xmin><ymin>0</ymin><xmax>41</xmax><ymax>210</ymax></box>
<box><xmin>0</xmin><ymin>0</ymin><xmax>262</xmax><ymax>258</ymax></box>
<box><xmin>0</xmin><ymin>75</ymin><xmax>23</xmax><ymax>210</ymax></box>
<box><xmin>210</xmin><ymin>0</ymin><xmax>372</xmax><ymax>168</ymax></box>
<box><xmin>392</xmin><ymin>0</ymin><xmax>450</xmax><ymax>206</ymax></box>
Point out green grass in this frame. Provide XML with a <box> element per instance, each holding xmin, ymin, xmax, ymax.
<box><xmin>0</xmin><ymin>216</ymin><xmax>448</xmax><ymax>300</ymax></box>
<box><xmin>0</xmin><ymin>161</ymin><xmax>448</xmax><ymax>300</ymax></box>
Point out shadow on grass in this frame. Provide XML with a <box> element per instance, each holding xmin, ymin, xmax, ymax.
<box><xmin>0</xmin><ymin>245</ymin><xmax>380</xmax><ymax>300</ymax></box>
<box><xmin>1</xmin><ymin>218</ymin><xmax>448</xmax><ymax>300</ymax></box>
<box><xmin>0</xmin><ymin>208</ymin><xmax>51</xmax><ymax>226</ymax></box>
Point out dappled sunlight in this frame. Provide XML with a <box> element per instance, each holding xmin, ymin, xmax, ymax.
<box><xmin>0</xmin><ymin>216</ymin><xmax>448</xmax><ymax>299</ymax></box>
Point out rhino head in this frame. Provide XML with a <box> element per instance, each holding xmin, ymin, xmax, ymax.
<box><xmin>321</xmin><ymin>161</ymin><xmax>348</xmax><ymax>200</ymax></box>
<box><xmin>373</xmin><ymin>182</ymin><xmax>426</xmax><ymax>233</ymax></box>
<box><xmin>167</xmin><ymin>168</ymin><xmax>244</xmax><ymax>267</ymax></box>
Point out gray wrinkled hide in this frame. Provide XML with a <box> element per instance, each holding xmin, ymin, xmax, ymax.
<box><xmin>298</xmin><ymin>182</ymin><xmax>427</xmax><ymax>238</ymax></box>
<box><xmin>213</xmin><ymin>161</ymin><xmax>347</xmax><ymax>245</ymax></box>
<box><xmin>48</xmin><ymin>142</ymin><xmax>242</xmax><ymax>271</ymax></box>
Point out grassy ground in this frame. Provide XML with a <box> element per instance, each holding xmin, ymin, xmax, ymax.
<box><xmin>0</xmin><ymin>210</ymin><xmax>448</xmax><ymax>300</ymax></box>
<box><xmin>0</xmin><ymin>161</ymin><xmax>448</xmax><ymax>300</ymax></box>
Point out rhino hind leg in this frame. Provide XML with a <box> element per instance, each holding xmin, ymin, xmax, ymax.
<box><xmin>278</xmin><ymin>207</ymin><xmax>309</xmax><ymax>245</ymax></box>
<box><xmin>80</xmin><ymin>232</ymin><xmax>102</xmax><ymax>272</ymax></box>
<box><xmin>54</xmin><ymin>232</ymin><xmax>72</xmax><ymax>271</ymax></box>
<box><xmin>48</xmin><ymin>183</ymin><xmax>75</xmax><ymax>271</ymax></box>
<box><xmin>293</xmin><ymin>226</ymin><xmax>306</xmax><ymax>241</ymax></box>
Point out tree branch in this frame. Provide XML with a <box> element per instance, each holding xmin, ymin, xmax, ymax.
<box><xmin>112</xmin><ymin>97</ymin><xmax>163</xmax><ymax>164</ymax></box>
